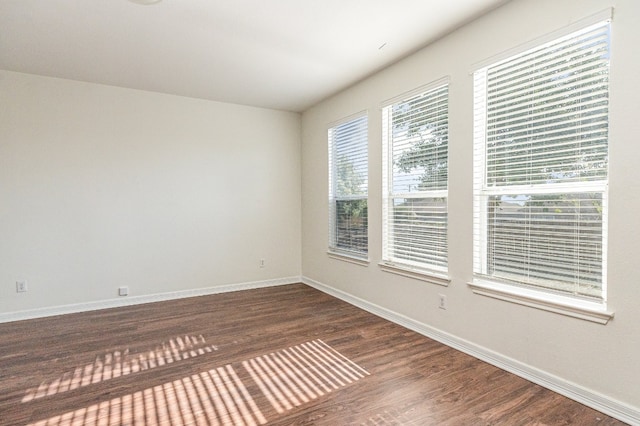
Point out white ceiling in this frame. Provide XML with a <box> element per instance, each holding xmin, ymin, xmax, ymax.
<box><xmin>0</xmin><ymin>0</ymin><xmax>509</xmax><ymax>112</ymax></box>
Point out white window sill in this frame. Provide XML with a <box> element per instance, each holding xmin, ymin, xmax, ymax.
<box><xmin>379</xmin><ymin>262</ymin><xmax>450</xmax><ymax>286</ymax></box>
<box><xmin>327</xmin><ymin>251</ymin><xmax>370</xmax><ymax>267</ymax></box>
<box><xmin>468</xmin><ymin>279</ymin><xmax>614</xmax><ymax>325</ymax></box>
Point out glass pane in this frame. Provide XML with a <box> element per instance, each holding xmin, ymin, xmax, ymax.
<box><xmin>335</xmin><ymin>153</ymin><xmax>367</xmax><ymax>197</ymax></box>
<box><xmin>485</xmin><ymin>24</ymin><xmax>609</xmax><ymax>187</ymax></box>
<box><xmin>335</xmin><ymin>199</ymin><xmax>368</xmax><ymax>254</ymax></box>
<box><xmin>390</xmin><ymin>197</ymin><xmax>447</xmax><ymax>268</ymax></box>
<box><xmin>334</xmin><ymin>116</ymin><xmax>368</xmax><ymax>197</ymax></box>
<box><xmin>391</xmin><ymin>86</ymin><xmax>448</xmax><ymax>192</ymax></box>
<box><xmin>486</xmin><ymin>192</ymin><xmax>603</xmax><ymax>298</ymax></box>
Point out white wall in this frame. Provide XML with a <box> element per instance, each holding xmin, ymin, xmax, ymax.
<box><xmin>0</xmin><ymin>71</ymin><xmax>301</xmax><ymax>313</ymax></box>
<box><xmin>302</xmin><ymin>0</ymin><xmax>640</xmax><ymax>416</ymax></box>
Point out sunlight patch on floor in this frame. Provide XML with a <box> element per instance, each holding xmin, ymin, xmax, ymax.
<box><xmin>25</xmin><ymin>339</ymin><xmax>369</xmax><ymax>426</ymax></box>
<box><xmin>243</xmin><ymin>339</ymin><xmax>370</xmax><ymax>414</ymax></box>
<box><xmin>22</xmin><ymin>334</ymin><xmax>217</xmax><ymax>403</ymax></box>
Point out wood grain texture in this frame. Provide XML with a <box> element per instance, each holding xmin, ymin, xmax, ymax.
<box><xmin>0</xmin><ymin>284</ymin><xmax>625</xmax><ymax>425</ymax></box>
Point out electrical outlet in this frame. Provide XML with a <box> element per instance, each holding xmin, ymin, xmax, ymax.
<box><xmin>260</xmin><ymin>259</ymin><xmax>265</xmax><ymax>268</ymax></box>
<box><xmin>438</xmin><ymin>294</ymin><xmax>447</xmax><ymax>310</ymax></box>
<box><xmin>118</xmin><ymin>286</ymin><xmax>129</xmax><ymax>296</ymax></box>
<box><xmin>16</xmin><ymin>281</ymin><xmax>28</xmax><ymax>293</ymax></box>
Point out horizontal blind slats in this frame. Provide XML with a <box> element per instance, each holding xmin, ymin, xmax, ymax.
<box><xmin>472</xmin><ymin>21</ymin><xmax>609</xmax><ymax>300</ymax></box>
<box><xmin>329</xmin><ymin>114</ymin><xmax>368</xmax><ymax>255</ymax></box>
<box><xmin>383</xmin><ymin>82</ymin><xmax>449</xmax><ymax>271</ymax></box>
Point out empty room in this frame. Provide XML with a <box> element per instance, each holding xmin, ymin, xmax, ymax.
<box><xmin>1</xmin><ymin>0</ymin><xmax>639</xmax><ymax>424</ymax></box>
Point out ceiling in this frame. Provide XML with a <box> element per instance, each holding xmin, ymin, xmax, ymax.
<box><xmin>0</xmin><ymin>0</ymin><xmax>510</xmax><ymax>112</ymax></box>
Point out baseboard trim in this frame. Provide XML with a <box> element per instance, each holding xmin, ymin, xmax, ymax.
<box><xmin>301</xmin><ymin>276</ymin><xmax>640</xmax><ymax>426</ymax></box>
<box><xmin>0</xmin><ymin>276</ymin><xmax>302</xmax><ymax>324</ymax></box>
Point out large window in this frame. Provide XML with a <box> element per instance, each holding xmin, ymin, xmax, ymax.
<box><xmin>382</xmin><ymin>81</ymin><xmax>449</xmax><ymax>276</ymax></box>
<box><xmin>472</xmin><ymin>20</ymin><xmax>610</xmax><ymax>302</ymax></box>
<box><xmin>328</xmin><ymin>114</ymin><xmax>368</xmax><ymax>258</ymax></box>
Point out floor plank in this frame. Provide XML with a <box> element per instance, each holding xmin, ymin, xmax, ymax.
<box><xmin>0</xmin><ymin>284</ymin><xmax>626</xmax><ymax>425</ymax></box>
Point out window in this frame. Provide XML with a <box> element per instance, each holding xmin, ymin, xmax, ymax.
<box><xmin>472</xmin><ymin>20</ymin><xmax>610</xmax><ymax>303</ymax></box>
<box><xmin>382</xmin><ymin>81</ymin><xmax>449</xmax><ymax>277</ymax></box>
<box><xmin>328</xmin><ymin>114</ymin><xmax>368</xmax><ymax>259</ymax></box>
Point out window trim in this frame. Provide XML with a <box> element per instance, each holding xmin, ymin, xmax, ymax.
<box><xmin>379</xmin><ymin>261</ymin><xmax>450</xmax><ymax>286</ymax></box>
<box><xmin>328</xmin><ymin>251</ymin><xmax>370</xmax><ymax>267</ymax></box>
<box><xmin>468</xmin><ymin>279</ymin><xmax>614</xmax><ymax>324</ymax></box>
<box><xmin>470</xmin><ymin>13</ymin><xmax>613</xmax><ymax>318</ymax></box>
<box><xmin>469</xmin><ymin>8</ymin><xmax>613</xmax><ymax>73</ymax></box>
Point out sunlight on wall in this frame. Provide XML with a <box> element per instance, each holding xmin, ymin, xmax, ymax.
<box><xmin>22</xmin><ymin>334</ymin><xmax>217</xmax><ymax>402</ymax></box>
<box><xmin>25</xmin><ymin>339</ymin><xmax>369</xmax><ymax>426</ymax></box>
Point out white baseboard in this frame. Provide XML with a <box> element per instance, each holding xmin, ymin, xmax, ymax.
<box><xmin>0</xmin><ymin>276</ymin><xmax>301</xmax><ymax>324</ymax></box>
<box><xmin>302</xmin><ymin>276</ymin><xmax>640</xmax><ymax>426</ymax></box>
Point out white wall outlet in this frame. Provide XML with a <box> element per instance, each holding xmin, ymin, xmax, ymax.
<box><xmin>16</xmin><ymin>281</ymin><xmax>28</xmax><ymax>293</ymax></box>
<box><xmin>260</xmin><ymin>258</ymin><xmax>265</xmax><ymax>268</ymax></box>
<box><xmin>438</xmin><ymin>294</ymin><xmax>447</xmax><ymax>310</ymax></box>
<box><xmin>118</xmin><ymin>286</ymin><xmax>129</xmax><ymax>296</ymax></box>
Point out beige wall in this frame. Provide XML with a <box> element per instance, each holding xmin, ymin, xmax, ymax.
<box><xmin>0</xmin><ymin>71</ymin><xmax>301</xmax><ymax>313</ymax></box>
<box><xmin>302</xmin><ymin>0</ymin><xmax>640</xmax><ymax>412</ymax></box>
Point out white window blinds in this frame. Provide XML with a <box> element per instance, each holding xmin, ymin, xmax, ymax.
<box><xmin>473</xmin><ymin>21</ymin><xmax>610</xmax><ymax>300</ymax></box>
<box><xmin>328</xmin><ymin>114</ymin><xmax>368</xmax><ymax>257</ymax></box>
<box><xmin>382</xmin><ymin>82</ymin><xmax>449</xmax><ymax>272</ymax></box>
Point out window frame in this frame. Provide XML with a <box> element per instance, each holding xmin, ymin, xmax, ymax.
<box><xmin>380</xmin><ymin>79</ymin><xmax>451</xmax><ymax>285</ymax></box>
<box><xmin>470</xmin><ymin>12</ymin><xmax>614</xmax><ymax>323</ymax></box>
<box><xmin>327</xmin><ymin>112</ymin><xmax>369</xmax><ymax>262</ymax></box>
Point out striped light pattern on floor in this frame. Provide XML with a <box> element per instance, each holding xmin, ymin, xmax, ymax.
<box><xmin>26</xmin><ymin>339</ymin><xmax>369</xmax><ymax>426</ymax></box>
<box><xmin>22</xmin><ymin>334</ymin><xmax>217</xmax><ymax>403</ymax></box>
<box><xmin>242</xmin><ymin>339</ymin><xmax>370</xmax><ymax>414</ymax></box>
<box><xmin>28</xmin><ymin>365</ymin><xmax>266</xmax><ymax>426</ymax></box>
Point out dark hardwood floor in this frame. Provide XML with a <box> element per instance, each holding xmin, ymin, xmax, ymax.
<box><xmin>0</xmin><ymin>284</ymin><xmax>626</xmax><ymax>425</ymax></box>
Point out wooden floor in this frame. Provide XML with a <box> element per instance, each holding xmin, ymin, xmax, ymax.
<box><xmin>0</xmin><ymin>284</ymin><xmax>626</xmax><ymax>425</ymax></box>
